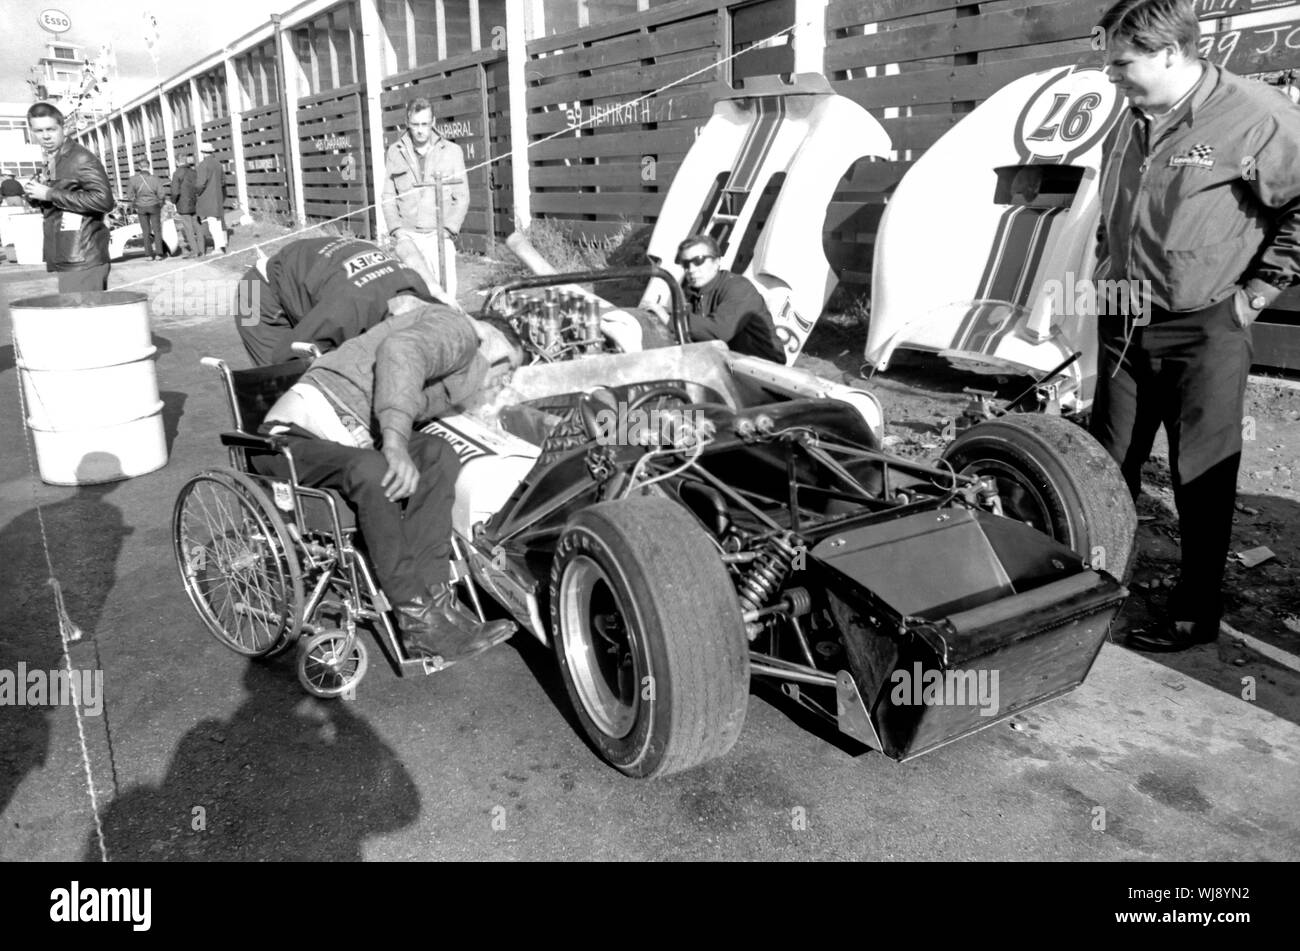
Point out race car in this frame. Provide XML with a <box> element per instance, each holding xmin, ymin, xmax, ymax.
<box><xmin>182</xmin><ymin>270</ymin><xmax>1136</xmax><ymax>781</ymax></box>
<box><xmin>434</xmin><ymin>267</ymin><xmax>1136</xmax><ymax>776</ymax></box>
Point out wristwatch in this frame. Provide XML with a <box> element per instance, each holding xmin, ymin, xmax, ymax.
<box><xmin>1248</xmin><ymin>293</ymin><xmax>1268</xmax><ymax>310</ymax></box>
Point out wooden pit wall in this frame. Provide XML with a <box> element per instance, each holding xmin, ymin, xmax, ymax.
<box><xmin>242</xmin><ymin>103</ymin><xmax>291</xmax><ymax>218</ymax></box>
<box><xmin>149</xmin><ymin>136</ymin><xmax>170</xmax><ymax>181</ymax></box>
<box><xmin>131</xmin><ymin>139</ymin><xmax>149</xmax><ymax>180</ymax></box>
<box><xmin>174</xmin><ymin>127</ymin><xmax>197</xmax><ymax>168</ymax></box>
<box><xmin>298</xmin><ymin>81</ymin><xmax>373</xmax><ymax>237</ymax></box>
<box><xmin>380</xmin><ymin>46</ymin><xmax>508</xmax><ymax>253</ymax></box>
<box><xmin>822</xmin><ymin>0</ymin><xmax>1300</xmax><ymax>285</ymax></box>
<box><xmin>522</xmin><ymin>0</ymin><xmax>736</xmax><ymax>241</ymax></box>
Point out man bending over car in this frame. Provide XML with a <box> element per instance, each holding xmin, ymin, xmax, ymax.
<box><xmin>258</xmin><ymin>301</ymin><xmax>524</xmax><ymax>663</ymax></box>
<box><xmin>237</xmin><ymin>235</ymin><xmax>458</xmax><ymax>366</ymax></box>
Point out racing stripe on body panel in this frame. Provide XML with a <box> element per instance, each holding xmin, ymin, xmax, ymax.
<box><xmin>729</xmin><ymin>97</ymin><xmax>785</xmax><ymax>195</ymax></box>
<box><xmin>952</xmin><ymin>206</ymin><xmax>1024</xmax><ymax>349</ymax></box>
<box><xmin>963</xmin><ymin>206</ymin><xmax>1053</xmax><ymax>352</ymax></box>
<box><xmin>965</xmin><ymin>207</ymin><xmax>1057</xmax><ymax>352</ymax></box>
<box><xmin>981</xmin><ymin>206</ymin><xmax>1068</xmax><ymax>354</ymax></box>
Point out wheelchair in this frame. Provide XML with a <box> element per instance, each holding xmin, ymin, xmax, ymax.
<box><xmin>172</xmin><ymin>352</ymin><xmax>488</xmax><ymax>698</ymax></box>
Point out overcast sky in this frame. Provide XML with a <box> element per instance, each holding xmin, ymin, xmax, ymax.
<box><xmin>0</xmin><ymin>0</ymin><xmax>273</xmax><ymax>104</ymax></box>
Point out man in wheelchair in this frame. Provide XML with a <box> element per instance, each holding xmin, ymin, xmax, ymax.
<box><xmin>257</xmin><ymin>300</ymin><xmax>525</xmax><ymax>662</ymax></box>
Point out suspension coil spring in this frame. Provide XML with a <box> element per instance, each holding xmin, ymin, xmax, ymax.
<box><xmin>737</xmin><ymin>534</ymin><xmax>797</xmax><ymax>638</ymax></box>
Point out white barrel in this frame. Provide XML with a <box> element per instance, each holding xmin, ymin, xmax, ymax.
<box><xmin>10</xmin><ymin>291</ymin><xmax>168</xmax><ymax>485</ymax></box>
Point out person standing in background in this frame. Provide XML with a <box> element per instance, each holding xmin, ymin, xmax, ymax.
<box><xmin>126</xmin><ymin>165</ymin><xmax>166</xmax><ymax>261</ymax></box>
<box><xmin>22</xmin><ymin>102</ymin><xmax>114</xmax><ymax>292</ymax></box>
<box><xmin>1</xmin><ymin>170</ymin><xmax>26</xmax><ymax>207</ymax></box>
<box><xmin>381</xmin><ymin>97</ymin><xmax>469</xmax><ymax>296</ymax></box>
<box><xmin>170</xmin><ymin>153</ymin><xmax>203</xmax><ymax>258</ymax></box>
<box><xmin>195</xmin><ymin>141</ymin><xmax>226</xmax><ymax>255</ymax></box>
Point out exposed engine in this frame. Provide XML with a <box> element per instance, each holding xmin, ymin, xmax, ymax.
<box><xmin>489</xmin><ymin>287</ymin><xmax>608</xmax><ymax>364</ymax></box>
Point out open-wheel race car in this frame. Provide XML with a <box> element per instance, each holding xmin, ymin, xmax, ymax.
<box><xmin>174</xmin><ymin>266</ymin><xmax>1136</xmax><ymax>778</ymax></box>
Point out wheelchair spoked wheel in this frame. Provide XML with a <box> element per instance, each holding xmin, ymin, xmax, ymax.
<box><xmin>296</xmin><ymin>630</ymin><xmax>368</xmax><ymax>698</ymax></box>
<box><xmin>173</xmin><ymin>468</ymin><xmax>304</xmax><ymax>658</ymax></box>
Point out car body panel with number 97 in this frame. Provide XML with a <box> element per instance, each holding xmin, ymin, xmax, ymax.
<box><xmin>867</xmin><ymin>65</ymin><xmax>1127</xmax><ymax>415</ymax></box>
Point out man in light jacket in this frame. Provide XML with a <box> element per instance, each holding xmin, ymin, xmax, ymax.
<box><xmin>381</xmin><ymin>97</ymin><xmax>469</xmax><ymax>296</ymax></box>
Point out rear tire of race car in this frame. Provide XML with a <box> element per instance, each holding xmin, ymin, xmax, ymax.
<box><xmin>941</xmin><ymin>413</ymin><xmax>1137</xmax><ymax>582</ymax></box>
<box><xmin>550</xmin><ymin>496</ymin><xmax>750</xmax><ymax>778</ymax></box>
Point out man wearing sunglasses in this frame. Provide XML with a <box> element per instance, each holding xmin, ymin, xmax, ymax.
<box><xmin>258</xmin><ymin>302</ymin><xmax>523</xmax><ymax>664</ymax></box>
<box><xmin>673</xmin><ymin>234</ymin><xmax>783</xmax><ymax>361</ymax></box>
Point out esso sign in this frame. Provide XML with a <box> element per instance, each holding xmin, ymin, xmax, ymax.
<box><xmin>1012</xmin><ymin>65</ymin><xmax>1124</xmax><ymax>164</ymax></box>
<box><xmin>38</xmin><ymin>9</ymin><xmax>73</xmax><ymax>34</ymax></box>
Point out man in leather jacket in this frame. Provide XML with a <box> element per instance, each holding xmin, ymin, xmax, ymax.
<box><xmin>23</xmin><ymin>102</ymin><xmax>115</xmax><ymax>292</ymax></box>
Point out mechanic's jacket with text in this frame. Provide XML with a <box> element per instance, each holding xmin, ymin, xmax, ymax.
<box><xmin>260</xmin><ymin>236</ymin><xmax>433</xmax><ymax>364</ymax></box>
<box><xmin>33</xmin><ymin>141</ymin><xmax>114</xmax><ymax>272</ymax></box>
<box><xmin>1096</xmin><ymin>62</ymin><xmax>1300</xmax><ymax>312</ymax></box>
<box><xmin>302</xmin><ymin>304</ymin><xmax>487</xmax><ymax>440</ymax></box>
<box><xmin>381</xmin><ymin>132</ymin><xmax>470</xmax><ymax>236</ymax></box>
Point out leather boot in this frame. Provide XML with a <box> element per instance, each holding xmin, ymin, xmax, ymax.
<box><xmin>396</xmin><ymin>582</ymin><xmax>515</xmax><ymax>663</ymax></box>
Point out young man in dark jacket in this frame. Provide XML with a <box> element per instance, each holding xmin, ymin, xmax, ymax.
<box><xmin>673</xmin><ymin>234</ymin><xmax>783</xmax><ymax>361</ymax></box>
<box><xmin>1092</xmin><ymin>0</ymin><xmax>1300</xmax><ymax>651</ymax></box>
<box><xmin>169</xmin><ymin>154</ymin><xmax>202</xmax><ymax>258</ymax></box>
<box><xmin>259</xmin><ymin>304</ymin><xmax>523</xmax><ymax>664</ymax></box>
<box><xmin>237</xmin><ymin>235</ymin><xmax>446</xmax><ymax>366</ymax></box>
<box><xmin>22</xmin><ymin>102</ymin><xmax>115</xmax><ymax>292</ymax></box>
<box><xmin>126</xmin><ymin>167</ymin><xmax>166</xmax><ymax>260</ymax></box>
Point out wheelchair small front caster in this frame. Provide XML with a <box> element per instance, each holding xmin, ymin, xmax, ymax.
<box><xmin>296</xmin><ymin>630</ymin><xmax>368</xmax><ymax>698</ymax></box>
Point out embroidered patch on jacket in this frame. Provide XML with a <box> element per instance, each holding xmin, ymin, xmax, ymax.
<box><xmin>1169</xmin><ymin>143</ymin><xmax>1215</xmax><ymax>169</ymax></box>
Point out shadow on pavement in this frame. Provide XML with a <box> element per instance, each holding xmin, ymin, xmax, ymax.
<box><xmin>88</xmin><ymin>657</ymin><xmax>421</xmax><ymax>860</ymax></box>
<box><xmin>160</xmin><ymin>390</ymin><xmax>187</xmax><ymax>456</ymax></box>
<box><xmin>0</xmin><ymin>453</ymin><xmax>132</xmax><ymax>820</ymax></box>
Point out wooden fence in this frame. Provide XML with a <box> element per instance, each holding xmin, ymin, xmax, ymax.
<box><xmin>173</xmin><ymin>127</ymin><xmax>196</xmax><ymax>166</ymax></box>
<box><xmin>522</xmin><ymin>0</ymin><xmax>733</xmax><ymax>239</ymax></box>
<box><xmin>149</xmin><ymin>136</ymin><xmax>170</xmax><ymax>181</ymax></box>
<box><xmin>298</xmin><ymin>82</ymin><xmax>372</xmax><ymax>237</ymax></box>
<box><xmin>241</xmin><ymin>103</ymin><xmax>291</xmax><ymax>218</ymax></box>
<box><xmin>131</xmin><ymin>140</ymin><xmax>149</xmax><ymax>179</ymax></box>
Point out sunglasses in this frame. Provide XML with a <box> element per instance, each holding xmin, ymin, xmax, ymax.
<box><xmin>677</xmin><ymin>254</ymin><xmax>715</xmax><ymax>268</ymax></box>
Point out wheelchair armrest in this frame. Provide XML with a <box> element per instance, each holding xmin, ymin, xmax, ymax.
<box><xmin>219</xmin><ymin>431</ymin><xmax>287</xmax><ymax>452</ymax></box>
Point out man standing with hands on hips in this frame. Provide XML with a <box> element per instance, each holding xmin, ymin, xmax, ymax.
<box><xmin>381</xmin><ymin>97</ymin><xmax>469</xmax><ymax>296</ymax></box>
<box><xmin>22</xmin><ymin>102</ymin><xmax>114</xmax><ymax>292</ymax></box>
<box><xmin>1091</xmin><ymin>0</ymin><xmax>1300</xmax><ymax>652</ymax></box>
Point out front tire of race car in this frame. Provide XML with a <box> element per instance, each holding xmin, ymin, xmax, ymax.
<box><xmin>941</xmin><ymin>412</ymin><xmax>1137</xmax><ymax>581</ymax></box>
<box><xmin>550</xmin><ymin>497</ymin><xmax>750</xmax><ymax>778</ymax></box>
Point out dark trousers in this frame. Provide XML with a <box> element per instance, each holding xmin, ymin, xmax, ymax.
<box><xmin>57</xmin><ymin>264</ymin><xmax>110</xmax><ymax>292</ymax></box>
<box><xmin>257</xmin><ymin>430</ymin><xmax>462</xmax><ymax>604</ymax></box>
<box><xmin>176</xmin><ymin>213</ymin><xmax>203</xmax><ymax>257</ymax></box>
<box><xmin>1090</xmin><ymin>296</ymin><xmax>1251</xmax><ymax>627</ymax></box>
<box><xmin>138</xmin><ymin>208</ymin><xmax>163</xmax><ymax>258</ymax></box>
